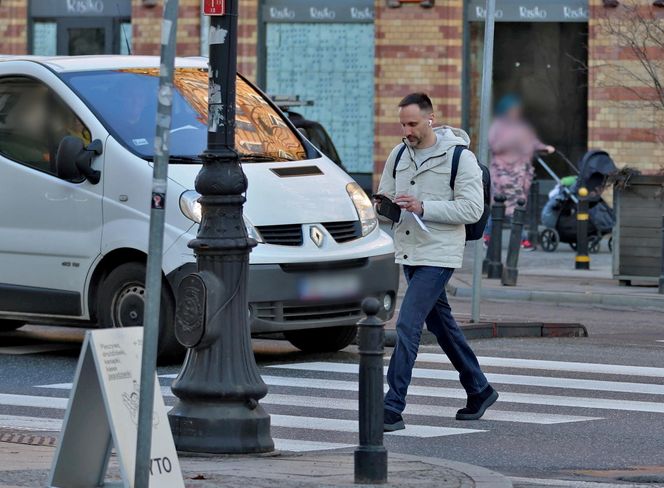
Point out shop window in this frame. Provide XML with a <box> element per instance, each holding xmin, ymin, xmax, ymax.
<box><xmin>33</xmin><ymin>22</ymin><xmax>57</xmax><ymax>56</ymax></box>
<box><xmin>265</xmin><ymin>23</ymin><xmax>375</xmax><ymax>174</ymax></box>
<box><xmin>0</xmin><ymin>77</ymin><xmax>91</xmax><ymax>176</ymax></box>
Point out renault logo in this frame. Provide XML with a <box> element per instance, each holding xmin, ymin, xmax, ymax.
<box><xmin>310</xmin><ymin>226</ymin><xmax>324</xmax><ymax>247</ymax></box>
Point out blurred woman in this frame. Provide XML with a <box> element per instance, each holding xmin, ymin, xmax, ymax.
<box><xmin>485</xmin><ymin>94</ymin><xmax>554</xmax><ymax>250</ymax></box>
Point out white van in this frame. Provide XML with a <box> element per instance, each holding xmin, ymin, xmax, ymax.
<box><xmin>0</xmin><ymin>56</ymin><xmax>399</xmax><ymax>359</ymax></box>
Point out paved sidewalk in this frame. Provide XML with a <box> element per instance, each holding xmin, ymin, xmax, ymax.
<box><xmin>0</xmin><ymin>437</ymin><xmax>512</xmax><ymax>488</ymax></box>
<box><xmin>450</xmin><ymin>245</ymin><xmax>664</xmax><ymax>310</ymax></box>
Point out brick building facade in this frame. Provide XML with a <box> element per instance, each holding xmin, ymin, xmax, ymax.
<box><xmin>0</xmin><ymin>0</ymin><xmax>662</xmax><ymax>184</ymax></box>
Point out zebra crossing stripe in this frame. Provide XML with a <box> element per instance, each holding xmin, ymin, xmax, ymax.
<box><xmin>0</xmin><ymin>393</ymin><xmax>68</xmax><ymax>409</ymax></box>
<box><xmin>0</xmin><ymin>391</ymin><xmax>599</xmax><ymax>425</ymax></box>
<box><xmin>269</xmin><ymin>362</ymin><xmax>664</xmax><ymax>396</ymax></box>
<box><xmin>0</xmin><ymin>400</ymin><xmax>482</xmax><ymax>439</ymax></box>
<box><xmin>263</xmin><ymin>394</ymin><xmax>601</xmax><ymax>425</ymax></box>
<box><xmin>272</xmin><ymin>439</ymin><xmax>353</xmax><ymax>452</ymax></box>
<box><xmin>416</xmin><ymin>354</ymin><xmax>664</xmax><ymax>378</ymax></box>
<box><xmin>259</xmin><ymin>375</ymin><xmax>664</xmax><ymax>414</ymax></box>
<box><xmin>269</xmin><ymin>414</ymin><xmax>484</xmax><ymax>438</ymax></box>
<box><xmin>0</xmin><ymin>414</ymin><xmax>353</xmax><ymax>453</ymax></box>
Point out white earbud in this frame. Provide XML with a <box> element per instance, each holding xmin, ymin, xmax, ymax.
<box><xmin>428</xmin><ymin>120</ymin><xmax>432</xmax><ymax>127</ymax></box>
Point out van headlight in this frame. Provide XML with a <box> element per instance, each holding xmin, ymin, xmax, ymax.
<box><xmin>179</xmin><ymin>190</ymin><xmax>263</xmax><ymax>243</ymax></box>
<box><xmin>346</xmin><ymin>182</ymin><xmax>377</xmax><ymax>236</ymax></box>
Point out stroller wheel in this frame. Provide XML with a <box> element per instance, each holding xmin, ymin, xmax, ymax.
<box><xmin>540</xmin><ymin>228</ymin><xmax>559</xmax><ymax>252</ymax></box>
<box><xmin>589</xmin><ymin>236</ymin><xmax>602</xmax><ymax>254</ymax></box>
<box><xmin>569</xmin><ymin>242</ymin><xmax>577</xmax><ymax>251</ymax></box>
<box><xmin>608</xmin><ymin>236</ymin><xmax>613</xmax><ymax>252</ymax></box>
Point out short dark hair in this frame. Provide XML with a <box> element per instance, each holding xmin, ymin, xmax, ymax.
<box><xmin>398</xmin><ymin>93</ymin><xmax>433</xmax><ymax>112</ymax></box>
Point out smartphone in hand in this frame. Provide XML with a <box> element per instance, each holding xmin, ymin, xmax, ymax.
<box><xmin>373</xmin><ymin>194</ymin><xmax>402</xmax><ymax>223</ymax></box>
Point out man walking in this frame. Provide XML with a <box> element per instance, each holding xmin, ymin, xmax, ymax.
<box><xmin>376</xmin><ymin>93</ymin><xmax>498</xmax><ymax>431</ymax></box>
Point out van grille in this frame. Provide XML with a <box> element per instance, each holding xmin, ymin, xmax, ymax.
<box><xmin>322</xmin><ymin>221</ymin><xmax>362</xmax><ymax>243</ymax></box>
<box><xmin>254</xmin><ymin>301</ymin><xmax>362</xmax><ymax>322</ymax></box>
<box><xmin>280</xmin><ymin>258</ymin><xmax>368</xmax><ymax>273</ymax></box>
<box><xmin>256</xmin><ymin>224</ymin><xmax>303</xmax><ymax>246</ymax></box>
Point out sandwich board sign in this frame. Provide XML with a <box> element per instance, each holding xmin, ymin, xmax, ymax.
<box><xmin>49</xmin><ymin>327</ymin><xmax>184</xmax><ymax>488</ymax></box>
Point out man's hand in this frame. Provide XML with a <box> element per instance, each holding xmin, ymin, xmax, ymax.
<box><xmin>395</xmin><ymin>194</ymin><xmax>423</xmax><ymax>216</ymax></box>
<box><xmin>545</xmin><ymin>145</ymin><xmax>555</xmax><ymax>154</ymax></box>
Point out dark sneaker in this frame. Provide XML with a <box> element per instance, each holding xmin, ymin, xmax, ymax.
<box><xmin>383</xmin><ymin>409</ymin><xmax>405</xmax><ymax>432</ymax></box>
<box><xmin>456</xmin><ymin>385</ymin><xmax>498</xmax><ymax>420</ymax></box>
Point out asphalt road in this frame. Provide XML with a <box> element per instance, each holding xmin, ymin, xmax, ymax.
<box><xmin>1</xmin><ymin>304</ymin><xmax>664</xmax><ymax>487</ymax></box>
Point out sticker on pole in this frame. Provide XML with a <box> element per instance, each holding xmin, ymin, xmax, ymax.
<box><xmin>203</xmin><ymin>0</ymin><xmax>225</xmax><ymax>15</ymax></box>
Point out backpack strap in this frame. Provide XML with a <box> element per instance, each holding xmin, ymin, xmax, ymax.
<box><xmin>391</xmin><ymin>144</ymin><xmax>408</xmax><ymax>179</ymax></box>
<box><xmin>449</xmin><ymin>145</ymin><xmax>467</xmax><ymax>191</ymax></box>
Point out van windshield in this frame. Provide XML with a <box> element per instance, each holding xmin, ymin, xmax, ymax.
<box><xmin>61</xmin><ymin>68</ymin><xmax>307</xmax><ymax>162</ymax></box>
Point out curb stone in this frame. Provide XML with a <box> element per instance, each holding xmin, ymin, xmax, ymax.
<box><xmin>446</xmin><ymin>280</ymin><xmax>664</xmax><ymax>311</ymax></box>
<box><xmin>0</xmin><ymin>437</ymin><xmax>513</xmax><ymax>488</ymax></box>
<box><xmin>395</xmin><ymin>453</ymin><xmax>513</xmax><ymax>488</ymax></box>
<box><xmin>379</xmin><ymin>322</ymin><xmax>587</xmax><ymax>347</ymax></box>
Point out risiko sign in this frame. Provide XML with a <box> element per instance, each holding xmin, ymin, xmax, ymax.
<box><xmin>263</xmin><ymin>0</ymin><xmax>374</xmax><ymax>23</ymax></box>
<box><xmin>467</xmin><ymin>0</ymin><xmax>588</xmax><ymax>22</ymax></box>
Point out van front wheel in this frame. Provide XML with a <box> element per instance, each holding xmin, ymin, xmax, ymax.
<box><xmin>285</xmin><ymin>325</ymin><xmax>357</xmax><ymax>353</ymax></box>
<box><xmin>97</xmin><ymin>262</ymin><xmax>183</xmax><ymax>362</ymax></box>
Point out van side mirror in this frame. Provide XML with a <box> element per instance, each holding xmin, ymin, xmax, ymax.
<box><xmin>56</xmin><ymin>136</ymin><xmax>103</xmax><ymax>185</ymax></box>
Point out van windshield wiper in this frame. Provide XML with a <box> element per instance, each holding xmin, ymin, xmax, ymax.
<box><xmin>240</xmin><ymin>153</ymin><xmax>296</xmax><ymax>162</ymax></box>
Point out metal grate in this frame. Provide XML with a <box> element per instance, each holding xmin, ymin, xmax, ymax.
<box><xmin>322</xmin><ymin>221</ymin><xmax>362</xmax><ymax>243</ymax></box>
<box><xmin>254</xmin><ymin>301</ymin><xmax>363</xmax><ymax>323</ymax></box>
<box><xmin>256</xmin><ymin>224</ymin><xmax>303</xmax><ymax>246</ymax></box>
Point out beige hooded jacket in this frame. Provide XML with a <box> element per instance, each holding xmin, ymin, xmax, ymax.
<box><xmin>377</xmin><ymin>126</ymin><xmax>484</xmax><ymax>269</ymax></box>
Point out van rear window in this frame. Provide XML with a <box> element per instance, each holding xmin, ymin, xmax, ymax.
<box><xmin>61</xmin><ymin>68</ymin><xmax>307</xmax><ymax>162</ymax></box>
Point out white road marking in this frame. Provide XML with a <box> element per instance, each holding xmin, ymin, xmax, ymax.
<box><xmin>416</xmin><ymin>354</ymin><xmax>664</xmax><ymax>378</ymax></box>
<box><xmin>0</xmin><ymin>393</ymin><xmax>68</xmax><ymax>409</ymax></box>
<box><xmin>1</xmin><ymin>391</ymin><xmax>597</xmax><ymax>425</ymax></box>
<box><xmin>0</xmin><ymin>400</ymin><xmax>481</xmax><ymax>440</ymax></box>
<box><xmin>269</xmin><ymin>414</ymin><xmax>484</xmax><ymax>438</ymax></box>
<box><xmin>258</xmin><ymin>376</ymin><xmax>664</xmax><ymax>414</ymax></box>
<box><xmin>270</xmin><ymin>362</ymin><xmax>664</xmax><ymax>396</ymax></box>
<box><xmin>272</xmin><ymin>439</ymin><xmax>353</xmax><ymax>452</ymax></box>
<box><xmin>38</xmin><ymin>371</ymin><xmax>664</xmax><ymax>414</ymax></box>
<box><xmin>263</xmin><ymin>393</ymin><xmax>601</xmax><ymax>425</ymax></box>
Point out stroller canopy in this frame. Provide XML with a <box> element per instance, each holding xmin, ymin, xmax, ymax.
<box><xmin>573</xmin><ymin>150</ymin><xmax>617</xmax><ymax>196</ymax></box>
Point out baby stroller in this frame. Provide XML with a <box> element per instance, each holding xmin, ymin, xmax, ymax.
<box><xmin>538</xmin><ymin>150</ymin><xmax>617</xmax><ymax>253</ymax></box>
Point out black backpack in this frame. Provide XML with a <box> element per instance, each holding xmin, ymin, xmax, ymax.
<box><xmin>392</xmin><ymin>144</ymin><xmax>491</xmax><ymax>241</ymax></box>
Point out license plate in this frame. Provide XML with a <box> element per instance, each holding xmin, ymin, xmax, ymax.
<box><xmin>298</xmin><ymin>274</ymin><xmax>361</xmax><ymax>301</ymax></box>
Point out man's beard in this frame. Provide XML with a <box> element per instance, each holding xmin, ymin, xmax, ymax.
<box><xmin>406</xmin><ymin>135</ymin><xmax>422</xmax><ymax>147</ymax></box>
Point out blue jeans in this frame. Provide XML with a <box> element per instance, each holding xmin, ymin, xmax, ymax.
<box><xmin>384</xmin><ymin>265</ymin><xmax>489</xmax><ymax>414</ymax></box>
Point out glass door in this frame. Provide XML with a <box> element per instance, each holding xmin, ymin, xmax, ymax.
<box><xmin>57</xmin><ymin>18</ymin><xmax>113</xmax><ymax>55</ymax></box>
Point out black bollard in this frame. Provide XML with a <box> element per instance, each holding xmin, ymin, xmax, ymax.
<box><xmin>486</xmin><ymin>195</ymin><xmax>506</xmax><ymax>279</ymax></box>
<box><xmin>527</xmin><ymin>180</ymin><xmax>540</xmax><ymax>248</ymax></box>
<box><xmin>575</xmin><ymin>187</ymin><xmax>590</xmax><ymax>270</ymax></box>
<box><xmin>502</xmin><ymin>199</ymin><xmax>526</xmax><ymax>286</ymax></box>
<box><xmin>659</xmin><ymin>216</ymin><xmax>664</xmax><ymax>294</ymax></box>
<box><xmin>355</xmin><ymin>298</ymin><xmax>388</xmax><ymax>485</ymax></box>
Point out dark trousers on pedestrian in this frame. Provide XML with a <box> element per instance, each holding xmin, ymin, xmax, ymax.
<box><xmin>385</xmin><ymin>265</ymin><xmax>489</xmax><ymax>414</ymax></box>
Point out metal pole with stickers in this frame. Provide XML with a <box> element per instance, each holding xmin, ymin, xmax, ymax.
<box><xmin>471</xmin><ymin>0</ymin><xmax>496</xmax><ymax>322</ymax></box>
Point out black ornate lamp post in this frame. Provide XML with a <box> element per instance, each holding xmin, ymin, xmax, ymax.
<box><xmin>167</xmin><ymin>0</ymin><xmax>274</xmax><ymax>454</ymax></box>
